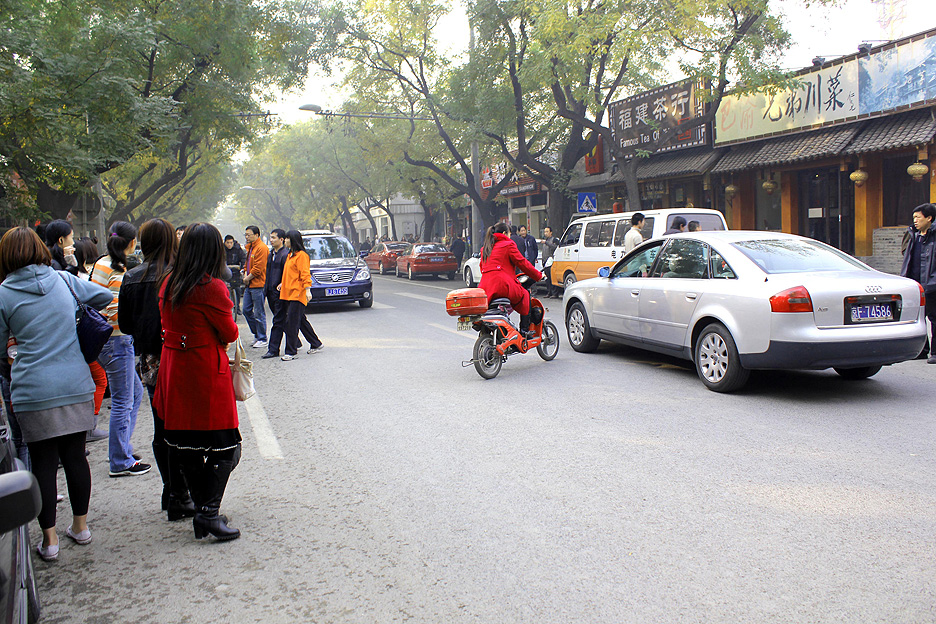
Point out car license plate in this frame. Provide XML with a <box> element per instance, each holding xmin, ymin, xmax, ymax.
<box><xmin>325</xmin><ymin>287</ymin><xmax>348</xmax><ymax>296</ymax></box>
<box><xmin>431</xmin><ymin>257</ymin><xmax>444</xmax><ymax>262</ymax></box>
<box><xmin>850</xmin><ymin>303</ymin><xmax>893</xmax><ymax>323</ymax></box>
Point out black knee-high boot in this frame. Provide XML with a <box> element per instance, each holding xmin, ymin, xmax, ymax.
<box><xmin>191</xmin><ymin>447</ymin><xmax>240</xmax><ymax>541</ymax></box>
<box><xmin>153</xmin><ymin>411</ymin><xmax>194</xmax><ymax>521</ymax></box>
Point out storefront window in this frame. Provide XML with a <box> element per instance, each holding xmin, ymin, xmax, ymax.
<box><xmin>882</xmin><ymin>154</ymin><xmax>929</xmax><ymax>227</ymax></box>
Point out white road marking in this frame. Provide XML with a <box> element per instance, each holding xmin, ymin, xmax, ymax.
<box><xmin>373</xmin><ymin>275</ymin><xmax>460</xmax><ymax>292</ymax></box>
<box><xmin>395</xmin><ymin>292</ymin><xmax>445</xmax><ymax>304</ymax></box>
<box><xmin>243</xmin><ymin>393</ymin><xmax>284</xmax><ymax>460</ymax></box>
<box><xmin>428</xmin><ymin>322</ymin><xmax>477</xmax><ymax>339</ymax></box>
<box><xmin>371</xmin><ymin>301</ymin><xmax>394</xmax><ymax>309</ymax></box>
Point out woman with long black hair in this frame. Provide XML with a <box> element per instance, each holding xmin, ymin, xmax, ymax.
<box><xmin>154</xmin><ymin>223</ymin><xmax>242</xmax><ymax>541</ymax></box>
<box><xmin>92</xmin><ymin>221</ymin><xmax>150</xmax><ymax>477</ymax></box>
<box><xmin>118</xmin><ymin>218</ymin><xmax>195</xmax><ymax>521</ymax></box>
<box><xmin>278</xmin><ymin>230</ymin><xmax>323</xmax><ymax>361</ymax></box>
<box><xmin>478</xmin><ymin>222</ymin><xmax>543</xmax><ymax>338</ymax></box>
<box><xmin>45</xmin><ymin>219</ymin><xmax>79</xmax><ymax>276</ymax></box>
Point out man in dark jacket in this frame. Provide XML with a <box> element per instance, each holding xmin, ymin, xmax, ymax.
<box><xmin>518</xmin><ymin>226</ymin><xmax>538</xmax><ymax>266</ymax></box>
<box><xmin>261</xmin><ymin>229</ymin><xmax>290</xmax><ymax>359</ymax></box>
<box><xmin>510</xmin><ymin>225</ymin><xmax>523</xmax><ymax>252</ymax></box>
<box><xmin>450</xmin><ymin>235</ymin><xmax>466</xmax><ymax>268</ymax></box>
<box><xmin>900</xmin><ymin>203</ymin><xmax>936</xmax><ymax>362</ymax></box>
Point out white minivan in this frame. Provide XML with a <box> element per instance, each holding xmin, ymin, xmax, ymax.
<box><xmin>551</xmin><ymin>208</ymin><xmax>728</xmax><ymax>289</ymax></box>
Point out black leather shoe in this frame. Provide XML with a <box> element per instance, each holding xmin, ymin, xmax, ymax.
<box><xmin>261</xmin><ymin>352</ymin><xmax>277</xmax><ymax>359</ymax></box>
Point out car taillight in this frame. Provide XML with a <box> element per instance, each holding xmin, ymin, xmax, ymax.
<box><xmin>770</xmin><ymin>286</ymin><xmax>813</xmax><ymax>313</ymax></box>
<box><xmin>919</xmin><ymin>282</ymin><xmax>925</xmax><ymax>306</ymax></box>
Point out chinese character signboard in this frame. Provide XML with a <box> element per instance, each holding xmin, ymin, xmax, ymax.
<box><xmin>609</xmin><ymin>80</ymin><xmax>708</xmax><ymax>158</ymax></box>
<box><xmin>716</xmin><ymin>30</ymin><xmax>936</xmax><ymax>144</ymax></box>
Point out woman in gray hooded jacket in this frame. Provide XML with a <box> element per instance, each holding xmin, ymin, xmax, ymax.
<box><xmin>0</xmin><ymin>227</ymin><xmax>112</xmax><ymax>561</ymax></box>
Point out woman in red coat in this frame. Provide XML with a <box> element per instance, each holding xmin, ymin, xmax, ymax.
<box><xmin>478</xmin><ymin>222</ymin><xmax>543</xmax><ymax>337</ymax></box>
<box><xmin>154</xmin><ymin>223</ymin><xmax>242</xmax><ymax>542</ymax></box>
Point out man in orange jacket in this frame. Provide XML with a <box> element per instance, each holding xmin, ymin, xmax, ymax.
<box><xmin>242</xmin><ymin>225</ymin><xmax>269</xmax><ymax>348</ymax></box>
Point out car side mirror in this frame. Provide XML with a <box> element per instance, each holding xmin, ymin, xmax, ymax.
<box><xmin>598</xmin><ymin>266</ymin><xmax>611</xmax><ymax>278</ymax></box>
<box><xmin>0</xmin><ymin>467</ymin><xmax>41</xmax><ymax>534</ymax></box>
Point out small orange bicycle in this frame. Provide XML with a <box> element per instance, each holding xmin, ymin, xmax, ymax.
<box><xmin>447</xmin><ymin>277</ymin><xmax>559</xmax><ymax>379</ymax></box>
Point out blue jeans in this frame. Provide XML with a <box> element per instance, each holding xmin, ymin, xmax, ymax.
<box><xmin>242</xmin><ymin>287</ymin><xmax>267</xmax><ymax>342</ymax></box>
<box><xmin>98</xmin><ymin>335</ymin><xmax>144</xmax><ymax>472</ymax></box>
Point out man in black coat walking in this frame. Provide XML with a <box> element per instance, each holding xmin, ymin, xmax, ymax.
<box><xmin>900</xmin><ymin>203</ymin><xmax>936</xmax><ymax>362</ymax></box>
<box><xmin>450</xmin><ymin>235</ymin><xmax>466</xmax><ymax>268</ymax></box>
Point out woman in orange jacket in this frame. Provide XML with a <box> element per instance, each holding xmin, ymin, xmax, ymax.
<box><xmin>277</xmin><ymin>230</ymin><xmax>324</xmax><ymax>361</ymax></box>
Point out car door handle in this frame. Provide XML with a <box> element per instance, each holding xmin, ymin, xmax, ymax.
<box><xmin>631</xmin><ymin>289</ymin><xmax>640</xmax><ymax>296</ymax></box>
<box><xmin>686</xmin><ymin>293</ymin><xmax>698</xmax><ymax>301</ymax></box>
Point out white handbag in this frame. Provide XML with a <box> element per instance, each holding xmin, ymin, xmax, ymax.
<box><xmin>229</xmin><ymin>337</ymin><xmax>256</xmax><ymax>401</ymax></box>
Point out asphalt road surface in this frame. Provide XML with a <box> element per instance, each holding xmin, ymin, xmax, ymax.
<box><xmin>33</xmin><ymin>273</ymin><xmax>936</xmax><ymax>623</ymax></box>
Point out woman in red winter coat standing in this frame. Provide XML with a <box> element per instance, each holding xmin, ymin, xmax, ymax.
<box><xmin>154</xmin><ymin>223</ymin><xmax>242</xmax><ymax>541</ymax></box>
<box><xmin>478</xmin><ymin>222</ymin><xmax>543</xmax><ymax>337</ymax></box>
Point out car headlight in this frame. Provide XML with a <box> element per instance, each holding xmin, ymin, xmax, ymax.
<box><xmin>355</xmin><ymin>267</ymin><xmax>371</xmax><ymax>281</ymax></box>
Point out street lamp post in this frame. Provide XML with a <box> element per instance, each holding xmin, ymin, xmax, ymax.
<box><xmin>299</xmin><ymin>104</ymin><xmax>433</xmax><ymax>122</ymax></box>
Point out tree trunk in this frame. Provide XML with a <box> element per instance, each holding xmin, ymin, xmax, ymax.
<box><xmin>621</xmin><ymin>159</ymin><xmax>641</xmax><ymax>213</ymax></box>
<box><xmin>36</xmin><ymin>183</ymin><xmax>83</xmax><ymax>221</ymax></box>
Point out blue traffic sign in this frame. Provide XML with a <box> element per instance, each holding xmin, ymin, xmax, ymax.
<box><xmin>577</xmin><ymin>192</ymin><xmax>598</xmax><ymax>213</ymax></box>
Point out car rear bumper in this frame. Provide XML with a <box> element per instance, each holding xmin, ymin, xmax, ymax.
<box><xmin>413</xmin><ymin>264</ymin><xmax>458</xmax><ymax>273</ymax></box>
<box><xmin>308</xmin><ymin>282</ymin><xmax>372</xmax><ymax>305</ymax></box>
<box><xmin>740</xmin><ymin>334</ymin><xmax>926</xmax><ymax>370</ymax></box>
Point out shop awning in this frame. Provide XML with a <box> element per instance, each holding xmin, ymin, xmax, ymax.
<box><xmin>636</xmin><ymin>147</ymin><xmax>726</xmax><ymax>181</ymax></box>
<box><xmin>711</xmin><ymin>124</ymin><xmax>862</xmax><ymax>174</ymax></box>
<box><xmin>843</xmin><ymin>108</ymin><xmax>936</xmax><ymax>155</ymax></box>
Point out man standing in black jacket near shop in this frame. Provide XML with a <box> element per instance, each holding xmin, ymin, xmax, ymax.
<box><xmin>900</xmin><ymin>203</ymin><xmax>936</xmax><ymax>363</ymax></box>
<box><xmin>261</xmin><ymin>229</ymin><xmax>290</xmax><ymax>359</ymax></box>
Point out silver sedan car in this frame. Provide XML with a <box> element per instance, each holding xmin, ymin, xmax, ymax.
<box><xmin>563</xmin><ymin>231</ymin><xmax>927</xmax><ymax>392</ymax></box>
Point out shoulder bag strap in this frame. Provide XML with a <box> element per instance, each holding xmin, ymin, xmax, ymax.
<box><xmin>58</xmin><ymin>272</ymin><xmax>84</xmax><ymax>322</ymax></box>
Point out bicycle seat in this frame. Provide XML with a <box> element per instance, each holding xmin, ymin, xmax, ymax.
<box><xmin>488</xmin><ymin>297</ymin><xmax>511</xmax><ymax>308</ymax></box>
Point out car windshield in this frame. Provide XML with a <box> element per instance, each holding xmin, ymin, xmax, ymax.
<box><xmin>415</xmin><ymin>244</ymin><xmax>447</xmax><ymax>253</ymax></box>
<box><xmin>732</xmin><ymin>239</ymin><xmax>868</xmax><ymax>274</ymax></box>
<box><xmin>303</xmin><ymin>236</ymin><xmax>357</xmax><ymax>260</ymax></box>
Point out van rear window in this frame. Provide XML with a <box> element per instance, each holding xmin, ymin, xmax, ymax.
<box><xmin>667</xmin><ymin>214</ymin><xmax>725</xmax><ymax>232</ymax></box>
<box><xmin>639</xmin><ymin>217</ymin><xmax>655</xmax><ymax>240</ymax></box>
<box><xmin>584</xmin><ymin>220</ymin><xmax>616</xmax><ymax>247</ymax></box>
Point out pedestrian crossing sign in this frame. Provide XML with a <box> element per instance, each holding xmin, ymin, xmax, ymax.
<box><xmin>577</xmin><ymin>192</ymin><xmax>597</xmax><ymax>213</ymax></box>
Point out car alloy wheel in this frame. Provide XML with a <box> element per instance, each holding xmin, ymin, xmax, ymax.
<box><xmin>563</xmin><ymin>273</ymin><xmax>576</xmax><ymax>289</ymax></box>
<box><xmin>697</xmin><ymin>332</ymin><xmax>728</xmax><ymax>383</ymax></box>
<box><xmin>566</xmin><ymin>302</ymin><xmax>599</xmax><ymax>352</ymax></box>
<box><xmin>694</xmin><ymin>323</ymin><xmax>749</xmax><ymax>393</ymax></box>
<box><xmin>464</xmin><ymin>267</ymin><xmax>473</xmax><ymax>287</ymax></box>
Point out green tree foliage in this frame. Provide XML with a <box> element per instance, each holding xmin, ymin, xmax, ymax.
<box><xmin>0</xmin><ymin>0</ymin><xmax>336</xmax><ymax>221</ymax></box>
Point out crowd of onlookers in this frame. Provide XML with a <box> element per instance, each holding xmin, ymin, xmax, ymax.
<box><xmin>0</xmin><ymin>219</ymin><xmax>251</xmax><ymax>564</ymax></box>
